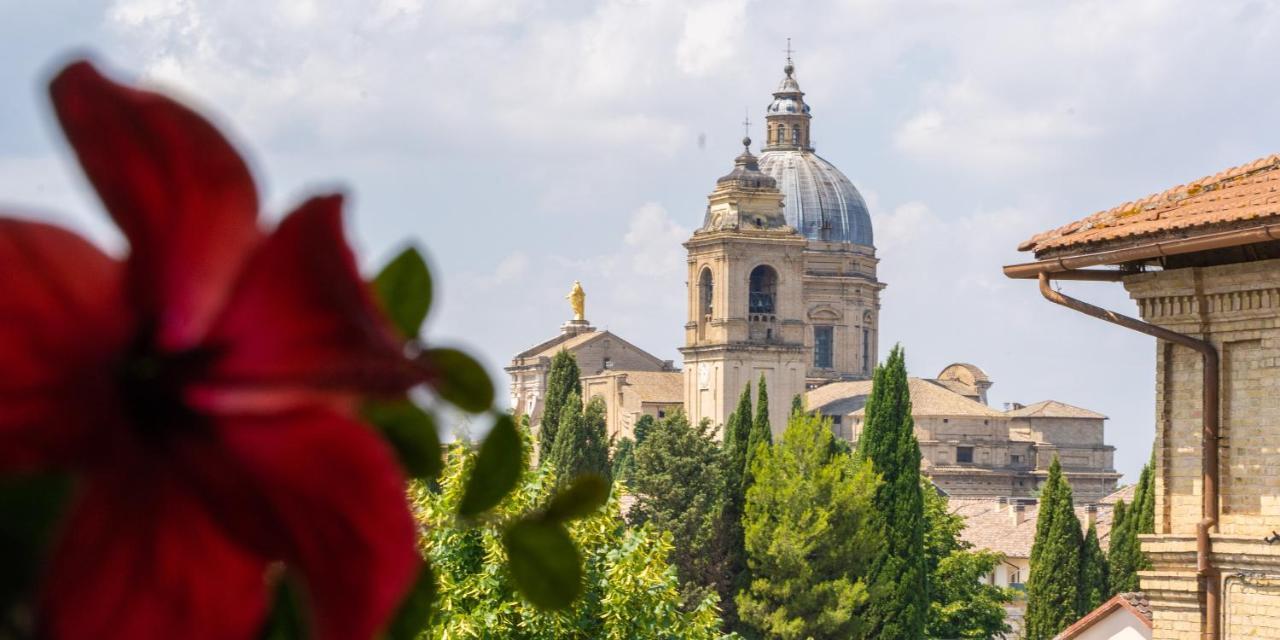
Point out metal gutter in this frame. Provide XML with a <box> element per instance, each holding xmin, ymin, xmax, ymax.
<box><xmin>1003</xmin><ymin>222</ymin><xmax>1280</xmax><ymax>280</ymax></box>
<box><xmin>1035</xmin><ymin>273</ymin><xmax>1221</xmax><ymax>640</ymax></box>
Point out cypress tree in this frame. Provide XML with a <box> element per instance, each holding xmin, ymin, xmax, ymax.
<box><xmin>1025</xmin><ymin>457</ymin><xmax>1084</xmax><ymax>640</ymax></box>
<box><xmin>1108</xmin><ymin>499</ymin><xmax>1142</xmax><ymax>593</ymax></box>
<box><xmin>790</xmin><ymin>393</ymin><xmax>805</xmax><ymax>417</ymax></box>
<box><xmin>633</xmin><ymin>414</ymin><xmax>657</xmax><ymax>445</ymax></box>
<box><xmin>719</xmin><ymin>382</ymin><xmax>754</xmax><ymax>632</ymax></box>
<box><xmin>538</xmin><ymin>350</ymin><xmax>581</xmax><ymax>462</ymax></box>
<box><xmin>1080</xmin><ymin>521</ymin><xmax>1109</xmax><ymax>613</ymax></box>
<box><xmin>1133</xmin><ymin>458</ymin><xmax>1156</xmax><ymax>535</ymax></box>
<box><xmin>747</xmin><ymin>375</ymin><xmax>772</xmax><ymax>470</ymax></box>
<box><xmin>858</xmin><ymin>345</ymin><xmax>927</xmax><ymax>639</ymax></box>
<box><xmin>547</xmin><ymin>393</ymin><xmax>610</xmax><ymax>488</ymax></box>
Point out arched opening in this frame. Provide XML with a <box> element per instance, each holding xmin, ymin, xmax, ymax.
<box><xmin>749</xmin><ymin>265</ymin><xmax>778</xmax><ymax>315</ymax></box>
<box><xmin>698</xmin><ymin>268</ymin><xmax>714</xmax><ymax>318</ymax></box>
<box><xmin>862</xmin><ymin>311</ymin><xmax>874</xmax><ymax>373</ymax></box>
<box><xmin>791</xmin><ymin>125</ymin><xmax>800</xmax><ymax>145</ymax></box>
<box><xmin>775</xmin><ymin>124</ymin><xmax>784</xmax><ymax>144</ymax></box>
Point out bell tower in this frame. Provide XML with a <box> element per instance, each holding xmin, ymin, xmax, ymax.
<box><xmin>681</xmin><ymin>136</ymin><xmax>807</xmax><ymax>438</ymax></box>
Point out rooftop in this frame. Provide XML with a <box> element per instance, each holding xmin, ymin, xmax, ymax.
<box><xmin>952</xmin><ymin>497</ymin><xmax>1115</xmax><ymax>559</ymax></box>
<box><xmin>1054</xmin><ymin>592</ymin><xmax>1152</xmax><ymax>639</ymax></box>
<box><xmin>1006</xmin><ymin>400</ymin><xmax>1108</xmax><ymax>420</ymax></box>
<box><xmin>1019</xmin><ymin>153</ymin><xmax>1280</xmax><ymax>258</ymax></box>
<box><xmin>808</xmin><ymin>377</ymin><xmax>1005</xmax><ymax>419</ymax></box>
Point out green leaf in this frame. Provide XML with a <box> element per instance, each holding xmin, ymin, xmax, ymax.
<box><xmin>383</xmin><ymin>563</ymin><xmax>435</xmax><ymax>640</ymax></box>
<box><xmin>458</xmin><ymin>415</ymin><xmax>522</xmax><ymax>517</ymax></box>
<box><xmin>258</xmin><ymin>577</ymin><xmax>310</xmax><ymax>640</ymax></box>
<box><xmin>424</xmin><ymin>348</ymin><xmax>494</xmax><ymax>413</ymax></box>
<box><xmin>373</xmin><ymin>246</ymin><xmax>432</xmax><ymax>339</ymax></box>
<box><xmin>502</xmin><ymin>519</ymin><xmax>582</xmax><ymax>610</ymax></box>
<box><xmin>542</xmin><ymin>473</ymin><xmax>610</xmax><ymax>523</ymax></box>
<box><xmin>363</xmin><ymin>400</ymin><xmax>443</xmax><ymax>480</ymax></box>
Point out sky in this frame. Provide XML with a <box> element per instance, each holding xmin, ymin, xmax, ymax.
<box><xmin>4</xmin><ymin>0</ymin><xmax>1280</xmax><ymax>483</ymax></box>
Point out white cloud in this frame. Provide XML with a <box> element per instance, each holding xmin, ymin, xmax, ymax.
<box><xmin>675</xmin><ymin>0</ymin><xmax>747</xmax><ymax>77</ymax></box>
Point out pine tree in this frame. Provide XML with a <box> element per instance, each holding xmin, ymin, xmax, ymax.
<box><xmin>1025</xmin><ymin>457</ymin><xmax>1084</xmax><ymax>640</ymax></box>
<box><xmin>633</xmin><ymin>414</ymin><xmax>657</xmax><ymax>445</ymax></box>
<box><xmin>737</xmin><ymin>411</ymin><xmax>883</xmax><ymax>639</ymax></box>
<box><xmin>547</xmin><ymin>393</ymin><xmax>610</xmax><ymax>488</ymax></box>
<box><xmin>857</xmin><ymin>345</ymin><xmax>927</xmax><ymax>639</ymax></box>
<box><xmin>538</xmin><ymin>350</ymin><xmax>581</xmax><ymax>462</ymax></box>
<box><xmin>747</xmin><ymin>375</ymin><xmax>773</xmax><ymax>470</ymax></box>
<box><xmin>627</xmin><ymin>411</ymin><xmax>728</xmax><ymax>612</ymax></box>
<box><xmin>1080</xmin><ymin>521</ymin><xmax>1109</xmax><ymax>613</ymax></box>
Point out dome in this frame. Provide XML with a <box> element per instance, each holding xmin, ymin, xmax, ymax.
<box><xmin>756</xmin><ymin>149</ymin><xmax>873</xmax><ymax>245</ymax></box>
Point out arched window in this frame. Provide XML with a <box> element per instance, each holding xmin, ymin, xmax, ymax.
<box><xmin>862</xmin><ymin>311</ymin><xmax>874</xmax><ymax>373</ymax></box>
<box><xmin>776</xmin><ymin>124</ymin><xmax>785</xmax><ymax>144</ymax></box>
<box><xmin>698</xmin><ymin>268</ymin><xmax>714</xmax><ymax>318</ymax></box>
<box><xmin>749</xmin><ymin>265</ymin><xmax>778</xmax><ymax>314</ymax></box>
<box><xmin>791</xmin><ymin>125</ymin><xmax>800</xmax><ymax>145</ymax></box>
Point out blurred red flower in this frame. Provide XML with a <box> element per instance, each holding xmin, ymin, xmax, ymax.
<box><xmin>0</xmin><ymin>61</ymin><xmax>421</xmax><ymax>639</ymax></box>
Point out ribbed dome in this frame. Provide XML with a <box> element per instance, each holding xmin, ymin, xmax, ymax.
<box><xmin>756</xmin><ymin>150</ymin><xmax>873</xmax><ymax>246</ymax></box>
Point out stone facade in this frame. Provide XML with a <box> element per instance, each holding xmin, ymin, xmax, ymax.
<box><xmin>1123</xmin><ymin>258</ymin><xmax>1280</xmax><ymax>640</ymax></box>
<box><xmin>580</xmin><ymin>370</ymin><xmax>683</xmax><ymax>441</ymax></box>
<box><xmin>809</xmin><ymin>364</ymin><xmax>1121</xmax><ymax>500</ymax></box>
<box><xmin>506</xmin><ymin>320</ymin><xmax>673</xmax><ymax>431</ymax></box>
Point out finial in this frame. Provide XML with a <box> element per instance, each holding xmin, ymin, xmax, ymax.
<box><xmin>566</xmin><ymin>280</ymin><xmax>585</xmax><ymax>323</ymax></box>
<box><xmin>742</xmin><ymin>110</ymin><xmax>752</xmax><ymax>150</ymax></box>
<box><xmin>784</xmin><ymin>38</ymin><xmax>795</xmax><ymax>76</ymax></box>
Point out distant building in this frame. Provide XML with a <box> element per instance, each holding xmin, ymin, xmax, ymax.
<box><xmin>1054</xmin><ymin>592</ymin><xmax>1153</xmax><ymax>640</ymax></box>
<box><xmin>806</xmin><ymin>363</ymin><xmax>1121</xmax><ymax>500</ymax></box>
<box><xmin>954</xmin><ymin>486</ymin><xmax>1130</xmax><ymax>638</ymax></box>
<box><xmin>1008</xmin><ymin>153</ymin><xmax>1280</xmax><ymax>639</ymax></box>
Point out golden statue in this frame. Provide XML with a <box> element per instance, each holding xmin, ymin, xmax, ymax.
<box><xmin>566</xmin><ymin>280</ymin><xmax>586</xmax><ymax>321</ymax></box>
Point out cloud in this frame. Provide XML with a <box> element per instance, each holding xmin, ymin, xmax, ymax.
<box><xmin>675</xmin><ymin>0</ymin><xmax>747</xmax><ymax>77</ymax></box>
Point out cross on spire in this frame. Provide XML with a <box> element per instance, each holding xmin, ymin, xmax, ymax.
<box><xmin>742</xmin><ymin>109</ymin><xmax>752</xmax><ymax>150</ymax></box>
<box><xmin>784</xmin><ymin>37</ymin><xmax>794</xmax><ymax>64</ymax></box>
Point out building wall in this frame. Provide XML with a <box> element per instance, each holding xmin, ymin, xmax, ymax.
<box><xmin>1123</xmin><ymin>257</ymin><xmax>1280</xmax><ymax>640</ymax></box>
<box><xmin>800</xmin><ymin>241</ymin><xmax>881</xmax><ymax>384</ymax></box>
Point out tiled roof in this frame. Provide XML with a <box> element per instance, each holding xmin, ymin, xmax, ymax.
<box><xmin>1019</xmin><ymin>153</ymin><xmax>1280</xmax><ymax>256</ymax></box>
<box><xmin>529</xmin><ymin>331</ymin><xmax>602</xmax><ymax>359</ymax></box>
<box><xmin>809</xmin><ymin>378</ymin><xmax>1004</xmax><ymax>419</ymax></box>
<box><xmin>1054</xmin><ymin>592</ymin><xmax>1152</xmax><ymax>639</ymax></box>
<box><xmin>1005</xmin><ymin>400</ymin><xmax>1107</xmax><ymax>420</ymax></box>
<box><xmin>951</xmin><ymin>497</ymin><xmax>1115</xmax><ymax>559</ymax></box>
<box><xmin>619</xmin><ymin>371</ymin><xmax>683</xmax><ymax>403</ymax></box>
<box><xmin>1099</xmin><ymin>484</ymin><xmax>1136</xmax><ymax>505</ymax></box>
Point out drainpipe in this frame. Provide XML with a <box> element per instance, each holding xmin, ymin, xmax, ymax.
<box><xmin>1037</xmin><ymin>273</ymin><xmax>1220</xmax><ymax>640</ymax></box>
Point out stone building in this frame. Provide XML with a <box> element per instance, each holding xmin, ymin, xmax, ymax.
<box><xmin>681</xmin><ymin>57</ymin><xmax>883</xmax><ymax>436</ymax></box>
<box><xmin>506</xmin><ymin>312</ymin><xmax>676</xmax><ymax>434</ymax></box>
<box><xmin>806</xmin><ymin>363</ymin><xmax>1121</xmax><ymax>500</ymax></box>
<box><xmin>1007</xmin><ymin>153</ymin><xmax>1280</xmax><ymax>639</ymax></box>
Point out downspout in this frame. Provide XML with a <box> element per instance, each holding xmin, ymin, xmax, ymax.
<box><xmin>1037</xmin><ymin>273</ymin><xmax>1221</xmax><ymax>640</ymax></box>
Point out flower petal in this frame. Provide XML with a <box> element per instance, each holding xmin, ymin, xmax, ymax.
<box><xmin>0</xmin><ymin>218</ymin><xmax>127</xmax><ymax>472</ymax></box>
<box><xmin>39</xmin><ymin>464</ymin><xmax>270</xmax><ymax>640</ymax></box>
<box><xmin>213</xmin><ymin>409</ymin><xmax>419</xmax><ymax>640</ymax></box>
<box><xmin>49</xmin><ymin>60</ymin><xmax>262</xmax><ymax>351</ymax></box>
<box><xmin>199</xmin><ymin>195</ymin><xmax>418</xmax><ymax>402</ymax></box>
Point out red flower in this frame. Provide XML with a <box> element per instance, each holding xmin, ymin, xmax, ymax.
<box><xmin>0</xmin><ymin>61</ymin><xmax>423</xmax><ymax>639</ymax></box>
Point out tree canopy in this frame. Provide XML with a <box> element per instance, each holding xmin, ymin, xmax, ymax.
<box><xmin>538</xmin><ymin>350</ymin><xmax>582</xmax><ymax>461</ymax></box>
<box><xmin>546</xmin><ymin>393</ymin><xmax>610</xmax><ymax>489</ymax></box>
<box><xmin>1025</xmin><ymin>457</ymin><xmax>1084</xmax><ymax>640</ymax></box>
<box><xmin>737</xmin><ymin>411</ymin><xmax>883</xmax><ymax>640</ymax></box>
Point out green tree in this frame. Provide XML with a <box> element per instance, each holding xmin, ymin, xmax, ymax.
<box><xmin>921</xmin><ymin>481</ymin><xmax>1013</xmax><ymax>639</ymax></box>
<box><xmin>737</xmin><ymin>412</ymin><xmax>883</xmax><ymax>640</ymax></box>
<box><xmin>633</xmin><ymin>414</ymin><xmax>657</xmax><ymax>445</ymax></box>
<box><xmin>412</xmin><ymin>444</ymin><xmax>727</xmax><ymax>639</ymax></box>
<box><xmin>547</xmin><ymin>393</ymin><xmax>610</xmax><ymax>488</ymax></box>
<box><xmin>719</xmin><ymin>382</ymin><xmax>754</xmax><ymax>630</ymax></box>
<box><xmin>627</xmin><ymin>411</ymin><xmax>728</xmax><ymax>611</ymax></box>
<box><xmin>539</xmin><ymin>350</ymin><xmax>582</xmax><ymax>462</ymax></box>
<box><xmin>748</xmin><ymin>375</ymin><xmax>772</xmax><ymax>469</ymax></box>
<box><xmin>1133</xmin><ymin>457</ymin><xmax>1156</xmax><ymax>535</ymax></box>
<box><xmin>1108</xmin><ymin>500</ymin><xmax>1142</xmax><ymax>593</ymax></box>
<box><xmin>789</xmin><ymin>393</ymin><xmax>805</xmax><ymax>418</ymax></box>
<box><xmin>610</xmin><ymin>437</ymin><xmax>636</xmax><ymax>487</ymax></box>
<box><xmin>1080</xmin><ymin>520</ymin><xmax>1109</xmax><ymax>612</ymax></box>
<box><xmin>1025</xmin><ymin>457</ymin><xmax>1084</xmax><ymax>639</ymax></box>
<box><xmin>857</xmin><ymin>345</ymin><xmax>927</xmax><ymax>639</ymax></box>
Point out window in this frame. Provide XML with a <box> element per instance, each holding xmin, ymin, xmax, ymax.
<box><xmin>1011</xmin><ymin>454</ymin><xmax>1022</xmax><ymax>465</ymax></box>
<box><xmin>603</xmin><ymin>357</ymin><xmax>613</xmax><ymax>369</ymax></box>
<box><xmin>814</xmin><ymin>326</ymin><xmax>834</xmax><ymax>368</ymax></box>
<box><xmin>791</xmin><ymin>125</ymin><xmax>800</xmax><ymax>145</ymax></box>
<box><xmin>831</xmin><ymin>415</ymin><xmax>843</xmax><ymax>425</ymax></box>
<box><xmin>748</xmin><ymin>265</ymin><xmax>778</xmax><ymax>314</ymax></box>
<box><xmin>657</xmin><ymin>409</ymin><xmax>666</xmax><ymax>419</ymax></box>
<box><xmin>861</xmin><ymin>322</ymin><xmax>871</xmax><ymax>373</ymax></box>
<box><xmin>956</xmin><ymin>446</ymin><xmax>974</xmax><ymax>464</ymax></box>
<box><xmin>698</xmin><ymin>268</ymin><xmax>714</xmax><ymax>318</ymax></box>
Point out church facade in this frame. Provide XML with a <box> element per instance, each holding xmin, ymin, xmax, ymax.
<box><xmin>680</xmin><ymin>58</ymin><xmax>883</xmax><ymax>437</ymax></box>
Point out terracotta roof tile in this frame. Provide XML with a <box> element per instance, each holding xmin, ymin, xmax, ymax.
<box><xmin>617</xmin><ymin>371</ymin><xmax>683</xmax><ymax>403</ymax></box>
<box><xmin>808</xmin><ymin>378</ymin><xmax>1004</xmax><ymax>418</ymax></box>
<box><xmin>952</xmin><ymin>497</ymin><xmax>1115</xmax><ymax>559</ymax></box>
<box><xmin>1019</xmin><ymin>153</ymin><xmax>1280</xmax><ymax>257</ymax></box>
